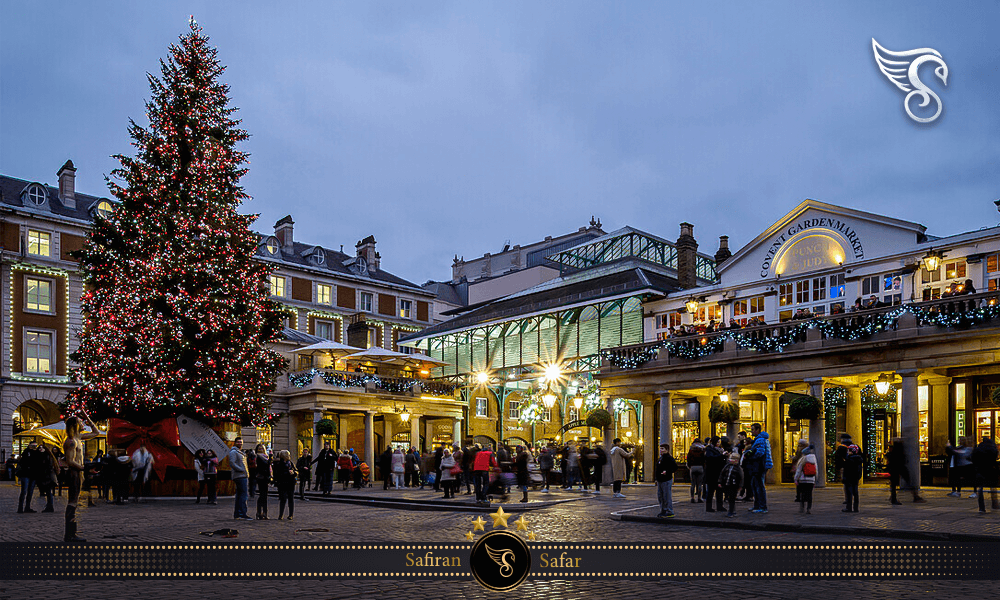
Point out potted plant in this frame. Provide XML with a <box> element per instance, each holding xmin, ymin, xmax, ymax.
<box><xmin>586</xmin><ymin>408</ymin><xmax>613</xmax><ymax>429</ymax></box>
<box><xmin>708</xmin><ymin>401</ymin><xmax>740</xmax><ymax>424</ymax></box>
<box><xmin>786</xmin><ymin>394</ymin><xmax>822</xmax><ymax>421</ymax></box>
<box><xmin>314</xmin><ymin>419</ymin><xmax>336</xmax><ymax>436</ymax></box>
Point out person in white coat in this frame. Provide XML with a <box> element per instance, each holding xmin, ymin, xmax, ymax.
<box><xmin>793</xmin><ymin>444</ymin><xmax>818</xmax><ymax>514</ymax></box>
<box><xmin>130</xmin><ymin>443</ymin><xmax>154</xmax><ymax>502</ymax></box>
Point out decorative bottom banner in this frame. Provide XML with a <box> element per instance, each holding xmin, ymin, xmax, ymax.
<box><xmin>2</xmin><ymin>543</ymin><xmax>996</xmax><ymax>584</ymax></box>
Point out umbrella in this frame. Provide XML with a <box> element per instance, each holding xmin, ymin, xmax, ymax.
<box><xmin>292</xmin><ymin>340</ymin><xmax>365</xmax><ymax>359</ymax></box>
<box><xmin>14</xmin><ymin>421</ymin><xmax>107</xmax><ymax>445</ymax></box>
<box><xmin>342</xmin><ymin>347</ymin><xmax>413</xmax><ymax>363</ymax></box>
<box><xmin>389</xmin><ymin>352</ymin><xmax>449</xmax><ymax>369</ymax></box>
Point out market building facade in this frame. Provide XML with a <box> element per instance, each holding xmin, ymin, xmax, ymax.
<box><xmin>599</xmin><ymin>199</ymin><xmax>1000</xmax><ymax>488</ymax></box>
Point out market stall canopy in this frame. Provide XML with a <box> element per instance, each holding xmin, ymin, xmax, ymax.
<box><xmin>292</xmin><ymin>340</ymin><xmax>365</xmax><ymax>359</ymax></box>
<box><xmin>342</xmin><ymin>347</ymin><xmax>413</xmax><ymax>363</ymax></box>
<box><xmin>14</xmin><ymin>421</ymin><xmax>107</xmax><ymax>445</ymax></box>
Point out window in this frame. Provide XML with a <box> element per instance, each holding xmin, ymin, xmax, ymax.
<box><xmin>508</xmin><ymin>400</ymin><xmax>521</xmax><ymax>419</ymax></box>
<box><xmin>695</xmin><ymin>305</ymin><xmax>721</xmax><ymax>323</ymax></box>
<box><xmin>26</xmin><ymin>185</ymin><xmax>46</xmax><ymax>206</ymax></box>
<box><xmin>567</xmin><ymin>407</ymin><xmax>580</xmax><ymax>423</ymax></box>
<box><xmin>25</xmin><ymin>330</ymin><xmax>53</xmax><ymax>374</ymax></box>
<box><xmin>360</xmin><ymin>292</ymin><xmax>374</xmax><ymax>312</ymax></box>
<box><xmin>861</xmin><ymin>275</ymin><xmax>879</xmax><ymax>296</ymax></box>
<box><xmin>620</xmin><ymin>410</ymin><xmax>630</xmax><ymax>428</ymax></box>
<box><xmin>269</xmin><ymin>275</ymin><xmax>286</xmax><ymax>297</ymax></box>
<box><xmin>921</xmin><ymin>266</ymin><xmax>941</xmax><ymax>284</ymax></box>
<box><xmin>733</xmin><ymin>295</ymin><xmax>765</xmax><ymax>325</ymax></box>
<box><xmin>812</xmin><ymin>277</ymin><xmax>827</xmax><ymax>302</ymax></box>
<box><xmin>25</xmin><ymin>277</ymin><xmax>53</xmax><ymax>313</ymax></box>
<box><xmin>779</xmin><ymin>283</ymin><xmax>793</xmax><ymax>307</ymax></box>
<box><xmin>476</xmin><ymin>398</ymin><xmax>488</xmax><ymax>418</ymax></box>
<box><xmin>310</xmin><ymin>251</ymin><xmax>325</xmax><ymax>266</ymax></box>
<box><xmin>922</xmin><ymin>287</ymin><xmax>941</xmax><ymax>301</ymax></box>
<box><xmin>399</xmin><ymin>299</ymin><xmax>412</xmax><ymax>319</ymax></box>
<box><xmin>944</xmin><ymin>261</ymin><xmax>966</xmax><ymax>281</ymax></box>
<box><xmin>316</xmin><ymin>284</ymin><xmax>332</xmax><ymax>305</ymax></box>
<box><xmin>829</xmin><ymin>274</ymin><xmax>845</xmax><ymax>299</ymax></box>
<box><xmin>542</xmin><ymin>408</ymin><xmax>551</xmax><ymax>422</ymax></box>
<box><xmin>96</xmin><ymin>200</ymin><xmax>113</xmax><ymax>218</ymax></box>
<box><xmin>795</xmin><ymin>280</ymin><xmax>810</xmax><ymax>304</ymax></box>
<box><xmin>265</xmin><ymin>237</ymin><xmax>279</xmax><ymax>255</ymax></box>
<box><xmin>366</xmin><ymin>328</ymin><xmax>376</xmax><ymax>349</ymax></box>
<box><xmin>27</xmin><ymin>230</ymin><xmax>51</xmax><ymax>257</ymax></box>
<box><xmin>315</xmin><ymin>320</ymin><xmax>333</xmax><ymax>340</ymax></box>
<box><xmin>297</xmin><ymin>355</ymin><xmax>313</xmax><ymax>370</ymax></box>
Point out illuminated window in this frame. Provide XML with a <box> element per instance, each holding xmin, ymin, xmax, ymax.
<box><xmin>269</xmin><ymin>275</ymin><xmax>286</xmax><ymax>297</ymax></box>
<box><xmin>399</xmin><ymin>299</ymin><xmax>412</xmax><ymax>319</ymax></box>
<box><xmin>779</xmin><ymin>283</ymin><xmax>793</xmax><ymax>307</ymax></box>
<box><xmin>988</xmin><ymin>254</ymin><xmax>1000</xmax><ymax>274</ymax></box>
<box><xmin>567</xmin><ymin>407</ymin><xmax>580</xmax><ymax>422</ymax></box>
<box><xmin>918</xmin><ymin>386</ymin><xmax>929</xmax><ymax>462</ymax></box>
<box><xmin>508</xmin><ymin>400</ymin><xmax>521</xmax><ymax>419</ymax></box>
<box><xmin>96</xmin><ymin>200</ymin><xmax>113</xmax><ymax>218</ymax></box>
<box><xmin>265</xmin><ymin>237</ymin><xmax>279</xmax><ymax>255</ymax></box>
<box><xmin>360</xmin><ymin>292</ymin><xmax>374</xmax><ymax>312</ymax></box>
<box><xmin>476</xmin><ymin>397</ymin><xmax>488</xmax><ymax>418</ymax></box>
<box><xmin>542</xmin><ymin>408</ymin><xmax>551</xmax><ymax>422</ymax></box>
<box><xmin>956</xmin><ymin>383</ymin><xmax>967</xmax><ymax>440</ymax></box>
<box><xmin>27</xmin><ymin>230</ymin><xmax>51</xmax><ymax>257</ymax></box>
<box><xmin>256</xmin><ymin>426</ymin><xmax>273</xmax><ymax>451</ymax></box>
<box><xmin>316</xmin><ymin>284</ymin><xmax>332</xmax><ymax>305</ymax></box>
<box><xmin>944</xmin><ymin>261</ymin><xmax>966</xmax><ymax>280</ymax></box>
<box><xmin>695</xmin><ymin>305</ymin><xmax>721</xmax><ymax>323</ymax></box>
<box><xmin>25</xmin><ymin>277</ymin><xmax>53</xmax><ymax>312</ymax></box>
<box><xmin>24</xmin><ymin>330</ymin><xmax>53</xmax><ymax>374</ymax></box>
<box><xmin>829</xmin><ymin>274</ymin><xmax>846</xmax><ymax>299</ymax></box>
<box><xmin>921</xmin><ymin>266</ymin><xmax>941</xmax><ymax>284</ymax></box>
<box><xmin>795</xmin><ymin>280</ymin><xmax>810</xmax><ymax>304</ymax></box>
<box><xmin>620</xmin><ymin>410</ymin><xmax>630</xmax><ymax>428</ymax></box>
<box><xmin>366</xmin><ymin>328</ymin><xmax>376</xmax><ymax>349</ymax></box>
<box><xmin>315</xmin><ymin>320</ymin><xmax>333</xmax><ymax>340</ymax></box>
<box><xmin>922</xmin><ymin>287</ymin><xmax>941</xmax><ymax>301</ymax></box>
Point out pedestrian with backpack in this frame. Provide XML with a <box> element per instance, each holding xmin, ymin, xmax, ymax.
<box><xmin>794</xmin><ymin>443</ymin><xmax>817</xmax><ymax>514</ymax></box>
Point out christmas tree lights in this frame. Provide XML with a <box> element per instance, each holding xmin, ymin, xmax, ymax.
<box><xmin>66</xmin><ymin>22</ymin><xmax>286</xmax><ymax>426</ymax></box>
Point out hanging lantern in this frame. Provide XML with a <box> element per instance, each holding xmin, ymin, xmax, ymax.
<box><xmin>573</xmin><ymin>395</ymin><xmax>583</xmax><ymax>410</ymax></box>
<box><xmin>399</xmin><ymin>406</ymin><xmax>411</xmax><ymax>423</ymax></box>
<box><xmin>686</xmin><ymin>298</ymin><xmax>699</xmax><ymax>313</ymax></box>
<box><xmin>874</xmin><ymin>373</ymin><xmax>894</xmax><ymax>396</ymax></box>
<box><xmin>542</xmin><ymin>391</ymin><xmax>557</xmax><ymax>409</ymax></box>
<box><xmin>922</xmin><ymin>250</ymin><xmax>943</xmax><ymax>273</ymax></box>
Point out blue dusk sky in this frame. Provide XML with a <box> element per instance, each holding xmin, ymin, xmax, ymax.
<box><xmin>2</xmin><ymin>2</ymin><xmax>998</xmax><ymax>284</ymax></box>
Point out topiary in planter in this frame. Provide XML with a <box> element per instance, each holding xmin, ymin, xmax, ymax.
<box><xmin>787</xmin><ymin>394</ymin><xmax>822</xmax><ymax>420</ymax></box>
<box><xmin>314</xmin><ymin>419</ymin><xmax>336</xmax><ymax>436</ymax></box>
<box><xmin>586</xmin><ymin>408</ymin><xmax>613</xmax><ymax>429</ymax></box>
<box><xmin>708</xmin><ymin>401</ymin><xmax>740</xmax><ymax>423</ymax></box>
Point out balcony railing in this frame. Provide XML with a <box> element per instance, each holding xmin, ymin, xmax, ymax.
<box><xmin>601</xmin><ymin>290</ymin><xmax>1000</xmax><ymax>370</ymax></box>
<box><xmin>286</xmin><ymin>368</ymin><xmax>458</xmax><ymax>396</ymax></box>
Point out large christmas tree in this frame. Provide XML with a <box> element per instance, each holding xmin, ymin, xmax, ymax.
<box><xmin>67</xmin><ymin>21</ymin><xmax>286</xmax><ymax>426</ymax></box>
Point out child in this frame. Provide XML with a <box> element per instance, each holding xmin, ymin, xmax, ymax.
<box><xmin>718</xmin><ymin>452</ymin><xmax>744</xmax><ymax>517</ymax></box>
<box><xmin>655</xmin><ymin>444</ymin><xmax>678</xmax><ymax>518</ymax></box>
<box><xmin>842</xmin><ymin>445</ymin><xmax>864</xmax><ymax>513</ymax></box>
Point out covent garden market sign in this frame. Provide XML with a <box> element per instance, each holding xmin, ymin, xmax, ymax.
<box><xmin>760</xmin><ymin>218</ymin><xmax>866</xmax><ymax>279</ymax></box>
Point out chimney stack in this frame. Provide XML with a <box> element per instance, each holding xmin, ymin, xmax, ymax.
<box><xmin>714</xmin><ymin>235</ymin><xmax>732</xmax><ymax>265</ymax></box>
<box><xmin>676</xmin><ymin>222</ymin><xmax>699</xmax><ymax>288</ymax></box>
<box><xmin>57</xmin><ymin>160</ymin><xmax>76</xmax><ymax>209</ymax></box>
<box><xmin>356</xmin><ymin>235</ymin><xmax>380</xmax><ymax>271</ymax></box>
<box><xmin>274</xmin><ymin>215</ymin><xmax>294</xmax><ymax>253</ymax></box>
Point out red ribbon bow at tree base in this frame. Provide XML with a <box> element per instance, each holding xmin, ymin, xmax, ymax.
<box><xmin>108</xmin><ymin>418</ymin><xmax>187</xmax><ymax>482</ymax></box>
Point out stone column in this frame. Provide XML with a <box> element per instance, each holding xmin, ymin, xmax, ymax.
<box><xmin>410</xmin><ymin>414</ymin><xmax>421</xmax><ymax>450</ymax></box>
<box><xmin>898</xmin><ymin>370</ymin><xmax>921</xmax><ymax>491</ymax></box>
<box><xmin>604</xmin><ymin>396</ymin><xmax>615</xmax><ymax>446</ymax></box>
<box><xmin>658</xmin><ymin>391</ymin><xmax>673</xmax><ymax>447</ymax></box>
<box><xmin>764</xmin><ymin>390</ymin><xmax>784</xmax><ymax>485</ymax></box>
<box><xmin>927</xmin><ymin>376</ymin><xmax>952</xmax><ymax>455</ymax></box>
<box><xmin>425</xmin><ymin>418</ymin><xmax>435</xmax><ymax>452</ymax></box>
<box><xmin>287</xmin><ymin>411</ymin><xmax>299</xmax><ymax>456</ymax></box>
<box><xmin>642</xmin><ymin>398</ymin><xmax>656</xmax><ymax>482</ymax></box>
<box><xmin>698</xmin><ymin>396</ymin><xmax>712</xmax><ymax>444</ymax></box>
<box><xmin>364</xmin><ymin>411</ymin><xmax>375</xmax><ymax>474</ymax></box>
<box><xmin>311</xmin><ymin>409</ymin><xmax>324</xmax><ymax>462</ymax></box>
<box><xmin>453</xmin><ymin>419</ymin><xmax>462</xmax><ymax>447</ymax></box>
<box><xmin>846</xmin><ymin>386</ymin><xmax>863</xmax><ymax>447</ymax></box>
<box><xmin>384</xmin><ymin>418</ymin><xmax>394</xmax><ymax>450</ymax></box>
<box><xmin>805</xmin><ymin>378</ymin><xmax>827</xmax><ymax>488</ymax></box>
<box><xmin>724</xmin><ymin>387</ymin><xmax>740</xmax><ymax>441</ymax></box>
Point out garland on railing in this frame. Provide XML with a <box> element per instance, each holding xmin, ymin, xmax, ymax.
<box><xmin>371</xmin><ymin>377</ymin><xmax>414</xmax><ymax>394</ymax></box>
<box><xmin>288</xmin><ymin>369</ymin><xmax>374</xmax><ymax>389</ymax></box>
<box><xmin>422</xmin><ymin>381</ymin><xmax>459</xmax><ymax>396</ymax></box>
<box><xmin>602</xmin><ymin>300</ymin><xmax>1000</xmax><ymax>370</ymax></box>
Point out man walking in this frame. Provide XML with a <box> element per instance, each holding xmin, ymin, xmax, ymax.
<box><xmin>472</xmin><ymin>443</ymin><xmax>497</xmax><ymax>505</ymax></box>
<box><xmin>745</xmin><ymin>423</ymin><xmax>773</xmax><ymax>513</ymax></box>
<box><xmin>16</xmin><ymin>441</ymin><xmax>41</xmax><ymax>513</ymax></box>
<box><xmin>229</xmin><ymin>437</ymin><xmax>252</xmax><ymax>520</ymax></box>
<box><xmin>63</xmin><ymin>411</ymin><xmax>100</xmax><ymax>542</ymax></box>
<box><xmin>655</xmin><ymin>444</ymin><xmax>678</xmax><ymax>518</ymax></box>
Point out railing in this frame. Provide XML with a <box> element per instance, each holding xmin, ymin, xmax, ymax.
<box><xmin>286</xmin><ymin>368</ymin><xmax>458</xmax><ymax>396</ymax></box>
<box><xmin>602</xmin><ymin>290</ymin><xmax>1000</xmax><ymax>370</ymax></box>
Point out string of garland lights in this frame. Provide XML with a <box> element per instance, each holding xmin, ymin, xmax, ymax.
<box><xmin>602</xmin><ymin>301</ymin><xmax>998</xmax><ymax>370</ymax></box>
<box><xmin>9</xmin><ymin>263</ymin><xmax>72</xmax><ymax>383</ymax></box>
<box><xmin>517</xmin><ymin>390</ymin><xmax>547</xmax><ymax>426</ymax></box>
<box><xmin>824</xmin><ymin>387</ymin><xmax>847</xmax><ymax>481</ymax></box>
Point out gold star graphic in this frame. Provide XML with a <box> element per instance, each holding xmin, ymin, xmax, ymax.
<box><xmin>527</xmin><ymin>531</ymin><xmax>537</xmax><ymax>541</ymax></box>
<box><xmin>465</xmin><ymin>531</ymin><xmax>475</xmax><ymax>541</ymax></box>
<box><xmin>514</xmin><ymin>515</ymin><xmax>529</xmax><ymax>531</ymax></box>
<box><xmin>491</xmin><ymin>506</ymin><xmax>510</xmax><ymax>529</ymax></box>
<box><xmin>472</xmin><ymin>516</ymin><xmax>486</xmax><ymax>532</ymax></box>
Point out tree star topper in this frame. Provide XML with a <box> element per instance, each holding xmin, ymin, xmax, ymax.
<box><xmin>872</xmin><ymin>38</ymin><xmax>948</xmax><ymax>123</ymax></box>
<box><xmin>491</xmin><ymin>506</ymin><xmax>510</xmax><ymax>528</ymax></box>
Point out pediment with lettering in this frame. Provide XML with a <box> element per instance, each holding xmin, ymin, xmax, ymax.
<box><xmin>717</xmin><ymin>200</ymin><xmax>926</xmax><ymax>284</ymax></box>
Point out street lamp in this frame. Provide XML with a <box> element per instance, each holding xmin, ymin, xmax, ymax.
<box><xmin>874</xmin><ymin>373</ymin><xmax>894</xmax><ymax>396</ymax></box>
<box><xmin>542</xmin><ymin>390</ymin><xmax>557</xmax><ymax>409</ymax></box>
<box><xmin>719</xmin><ymin>393</ymin><xmax>730</xmax><ymax>403</ymax></box>
<box><xmin>573</xmin><ymin>395</ymin><xmax>583</xmax><ymax>411</ymax></box>
<box><xmin>686</xmin><ymin>298</ymin><xmax>699</xmax><ymax>314</ymax></box>
<box><xmin>922</xmin><ymin>250</ymin><xmax>943</xmax><ymax>273</ymax></box>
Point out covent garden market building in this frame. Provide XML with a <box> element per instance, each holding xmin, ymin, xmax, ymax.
<box><xmin>406</xmin><ymin>199</ymin><xmax>1000</xmax><ymax>489</ymax></box>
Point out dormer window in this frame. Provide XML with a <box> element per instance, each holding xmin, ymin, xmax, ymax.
<box><xmin>264</xmin><ymin>237</ymin><xmax>280</xmax><ymax>255</ymax></box>
<box><xmin>96</xmin><ymin>200</ymin><xmax>113</xmax><ymax>219</ymax></box>
<box><xmin>309</xmin><ymin>248</ymin><xmax>325</xmax><ymax>266</ymax></box>
<box><xmin>25</xmin><ymin>185</ymin><xmax>47</xmax><ymax>206</ymax></box>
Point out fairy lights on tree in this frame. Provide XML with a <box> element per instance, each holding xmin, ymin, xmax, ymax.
<box><xmin>66</xmin><ymin>21</ymin><xmax>286</xmax><ymax>426</ymax></box>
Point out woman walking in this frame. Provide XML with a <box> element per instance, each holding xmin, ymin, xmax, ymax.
<box><xmin>842</xmin><ymin>445</ymin><xmax>863</xmax><ymax>512</ymax></box>
<box><xmin>391</xmin><ymin>448</ymin><xmax>406</xmax><ymax>489</ymax></box>
<box><xmin>440</xmin><ymin>448</ymin><xmax>457</xmax><ymax>498</ymax></box>
<box><xmin>273</xmin><ymin>450</ymin><xmax>297</xmax><ymax>521</ymax></box>
<box><xmin>515</xmin><ymin>445</ymin><xmax>530</xmax><ymax>503</ymax></box>
<box><xmin>687</xmin><ymin>439</ymin><xmax>705</xmax><ymax>503</ymax></box>
<box><xmin>794</xmin><ymin>444</ymin><xmax>817</xmax><ymax>514</ymax></box>
<box><xmin>254</xmin><ymin>444</ymin><xmax>272</xmax><ymax>520</ymax></box>
<box><xmin>718</xmin><ymin>452</ymin><xmax>744</xmax><ymax>517</ymax></box>
<box><xmin>296</xmin><ymin>449</ymin><xmax>313</xmax><ymax>500</ymax></box>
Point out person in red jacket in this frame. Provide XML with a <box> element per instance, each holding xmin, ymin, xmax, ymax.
<box><xmin>337</xmin><ymin>451</ymin><xmax>354</xmax><ymax>491</ymax></box>
<box><xmin>473</xmin><ymin>443</ymin><xmax>498</xmax><ymax>505</ymax></box>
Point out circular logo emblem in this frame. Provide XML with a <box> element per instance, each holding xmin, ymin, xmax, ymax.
<box><xmin>469</xmin><ymin>530</ymin><xmax>531</xmax><ymax>591</ymax></box>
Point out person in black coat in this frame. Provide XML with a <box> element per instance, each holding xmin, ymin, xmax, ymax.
<box><xmin>886</xmin><ymin>439</ymin><xmax>925</xmax><ymax>504</ymax></box>
<box><xmin>515</xmin><ymin>446</ymin><xmax>530</xmax><ymax>503</ymax></box>
<box><xmin>379</xmin><ymin>446</ymin><xmax>393</xmax><ymax>490</ymax></box>
<box><xmin>295</xmin><ymin>450</ymin><xmax>313</xmax><ymax>500</ymax></box>
<box><xmin>703</xmin><ymin>437</ymin><xmax>726</xmax><ymax>513</ymax></box>
<box><xmin>842</xmin><ymin>445</ymin><xmax>864</xmax><ymax>512</ymax></box>
<box><xmin>655</xmin><ymin>444</ymin><xmax>678</xmax><ymax>518</ymax></box>
<box><xmin>272</xmin><ymin>450</ymin><xmax>297</xmax><ymax>520</ymax></box>
<box><xmin>971</xmin><ymin>437</ymin><xmax>1000</xmax><ymax>513</ymax></box>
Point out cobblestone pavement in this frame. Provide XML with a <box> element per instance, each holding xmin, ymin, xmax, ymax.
<box><xmin>0</xmin><ymin>482</ymin><xmax>989</xmax><ymax>599</ymax></box>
